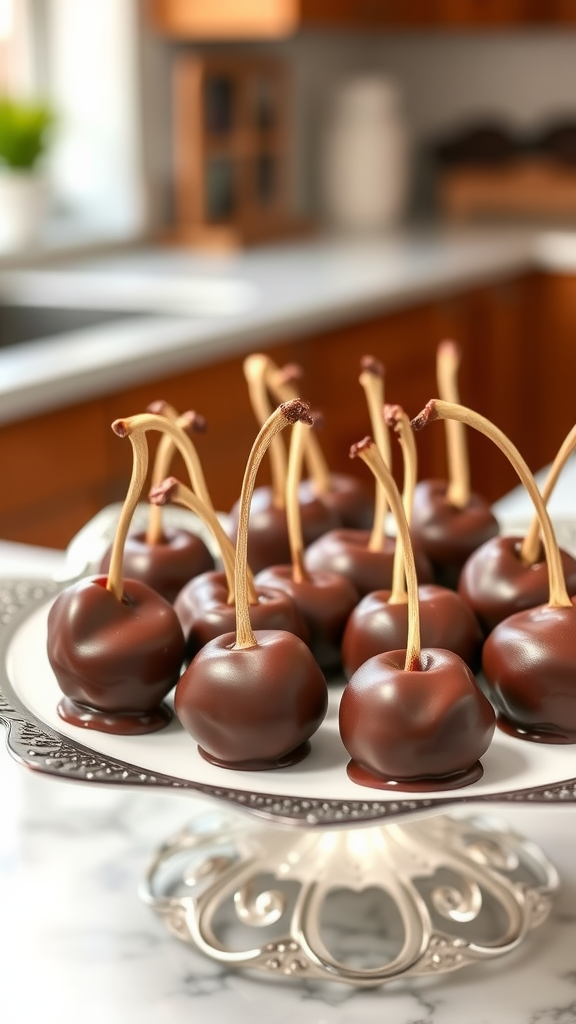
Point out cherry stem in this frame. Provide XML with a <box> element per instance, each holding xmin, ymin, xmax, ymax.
<box><xmin>360</xmin><ymin>358</ymin><xmax>391</xmax><ymax>551</ymax></box>
<box><xmin>287</xmin><ymin>421</ymin><xmax>311</xmax><ymax>583</ymax></box>
<box><xmin>412</xmin><ymin>400</ymin><xmax>572</xmax><ymax>608</ymax></box>
<box><xmin>149</xmin><ymin>478</ymin><xmax>258</xmax><ymax>605</ymax></box>
<box><xmin>244</xmin><ymin>354</ymin><xmax>288</xmax><ymax>508</ymax></box>
<box><xmin>436</xmin><ymin>340</ymin><xmax>471</xmax><ymax>509</ymax></box>
<box><xmin>385</xmin><ymin>405</ymin><xmax>418</xmax><ymax>604</ymax></box>
<box><xmin>266</xmin><ymin>360</ymin><xmax>333</xmax><ymax>494</ymax></box>
<box><xmin>115</xmin><ymin>411</ymin><xmax>214</xmax><ymax>514</ymax></box>
<box><xmin>146</xmin><ymin>402</ymin><xmax>183</xmax><ymax>546</ymax></box>
<box><xmin>351</xmin><ymin>438</ymin><xmax>421</xmax><ymax>671</ymax></box>
<box><xmin>110</xmin><ymin>412</ymin><xmax>216</xmax><ymax>599</ymax></box>
<box><xmin>520</xmin><ymin>422</ymin><xmax>576</xmax><ymax>565</ymax></box>
<box><xmin>234</xmin><ymin>400</ymin><xmax>314</xmax><ymax>650</ymax></box>
<box><xmin>106</xmin><ymin>429</ymin><xmax>149</xmax><ymax>601</ymax></box>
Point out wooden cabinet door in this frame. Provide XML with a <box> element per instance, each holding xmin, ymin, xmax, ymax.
<box><xmin>434</xmin><ymin>0</ymin><xmax>533</xmax><ymax>24</ymax></box>
<box><xmin>526</xmin><ymin>273</ymin><xmax>576</xmax><ymax>472</ymax></box>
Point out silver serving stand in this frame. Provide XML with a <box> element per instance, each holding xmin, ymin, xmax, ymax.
<box><xmin>3</xmin><ymin>508</ymin><xmax>576</xmax><ymax>987</ymax></box>
<box><xmin>0</xmin><ymin>575</ymin><xmax>567</xmax><ymax>988</ymax></box>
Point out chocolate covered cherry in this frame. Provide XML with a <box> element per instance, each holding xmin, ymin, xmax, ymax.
<box><xmin>100</xmin><ymin>527</ymin><xmax>214</xmax><ymax>605</ymax></box>
<box><xmin>175</xmin><ymin>399</ymin><xmax>328</xmax><ymax>769</ymax></box>
<box><xmin>342</xmin><ymin>583</ymin><xmax>482</xmax><ymax>678</ymax></box>
<box><xmin>414</xmin><ymin>397</ymin><xmax>576</xmax><ymax>744</ymax></box>
<box><xmin>339</xmin><ymin>436</ymin><xmax>495</xmax><ymax>790</ymax></box>
<box><xmin>100</xmin><ymin>405</ymin><xmax>215</xmax><ymax>602</ymax></box>
<box><xmin>48</xmin><ymin>424</ymin><xmax>185</xmax><ymax>734</ymax></box>
<box><xmin>298</xmin><ymin>473</ymin><xmax>373</xmax><ymax>530</ymax></box>
<box><xmin>228</xmin><ymin>484</ymin><xmax>339</xmax><ymax>574</ymax></box>
<box><xmin>229</xmin><ymin>354</ymin><xmax>339</xmax><ymax>572</ymax></box>
<box><xmin>458</xmin><ymin>534</ymin><xmax>576</xmax><ymax>634</ymax></box>
<box><xmin>176</xmin><ymin>629</ymin><xmax>327</xmax><ymax>769</ymax></box>
<box><xmin>255</xmin><ymin>418</ymin><xmax>358</xmax><ymax>671</ymax></box>
<box><xmin>257</xmin><ymin>563</ymin><xmax>357</xmax><ymax>672</ymax></box>
<box><xmin>483</xmin><ymin>602</ymin><xmax>576</xmax><ymax>742</ymax></box>
<box><xmin>340</xmin><ymin>648</ymin><xmax>495</xmax><ymax>790</ymax></box>
<box><xmin>48</xmin><ymin>575</ymin><xmax>185</xmax><ymax>734</ymax></box>
<box><xmin>411</xmin><ymin>341</ymin><xmax>498</xmax><ymax>588</ymax></box>
<box><xmin>411</xmin><ymin>479</ymin><xmax>498</xmax><ymax>587</ymax></box>
<box><xmin>149</xmin><ymin>476</ymin><xmax>309</xmax><ymax>660</ymax></box>
<box><xmin>459</xmin><ymin>421</ymin><xmax>576</xmax><ymax>633</ymax></box>
<box><xmin>305</xmin><ymin>403</ymin><xmax>433</xmax><ymax>596</ymax></box>
<box><xmin>175</xmin><ymin>571</ymin><xmax>310</xmax><ymax>660</ymax></box>
<box><xmin>342</xmin><ymin>409</ymin><xmax>481</xmax><ymax>675</ymax></box>
<box><xmin>265</xmin><ymin>359</ymin><xmax>374</xmax><ymax>529</ymax></box>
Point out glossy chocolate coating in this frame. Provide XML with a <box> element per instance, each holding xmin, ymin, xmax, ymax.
<box><xmin>100</xmin><ymin>528</ymin><xmax>214</xmax><ymax>604</ymax></box>
<box><xmin>411</xmin><ymin>479</ymin><xmax>499</xmax><ymax>588</ymax></box>
<box><xmin>228</xmin><ymin>486</ymin><xmax>340</xmax><ymax>574</ymax></box>
<box><xmin>304</xmin><ymin>528</ymin><xmax>433</xmax><ymax>598</ymax></box>
<box><xmin>175</xmin><ymin>629</ymin><xmax>328</xmax><ymax>768</ymax></box>
<box><xmin>47</xmin><ymin>575</ymin><xmax>185</xmax><ymax>734</ymax></box>
<box><xmin>174</xmin><ymin>570</ymin><xmax>310</xmax><ymax>659</ymax></box>
<box><xmin>299</xmin><ymin>473</ymin><xmax>374</xmax><ymax>530</ymax></box>
<box><xmin>482</xmin><ymin>600</ymin><xmax>576</xmax><ymax>742</ymax></box>
<box><xmin>255</xmin><ymin>565</ymin><xmax>359</xmax><ymax>672</ymax></box>
<box><xmin>342</xmin><ymin>584</ymin><xmax>483</xmax><ymax>678</ymax></box>
<box><xmin>458</xmin><ymin>535</ymin><xmax>576</xmax><ymax>634</ymax></box>
<box><xmin>339</xmin><ymin>648</ymin><xmax>495</xmax><ymax>789</ymax></box>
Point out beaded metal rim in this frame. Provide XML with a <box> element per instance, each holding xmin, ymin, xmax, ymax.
<box><xmin>2</xmin><ymin>578</ymin><xmax>576</xmax><ymax>829</ymax></box>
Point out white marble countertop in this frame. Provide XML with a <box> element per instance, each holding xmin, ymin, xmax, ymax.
<box><xmin>3</xmin><ymin>459</ymin><xmax>576</xmax><ymax>1022</ymax></box>
<box><xmin>2</xmin><ymin>224</ymin><xmax>576</xmax><ymax>427</ymax></box>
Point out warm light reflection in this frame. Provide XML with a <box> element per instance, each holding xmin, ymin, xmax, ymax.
<box><xmin>0</xmin><ymin>0</ymin><xmax>13</xmax><ymax>41</ymax></box>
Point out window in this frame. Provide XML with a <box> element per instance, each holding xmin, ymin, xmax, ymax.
<box><xmin>1</xmin><ymin>0</ymin><xmax>146</xmax><ymax>251</ymax></box>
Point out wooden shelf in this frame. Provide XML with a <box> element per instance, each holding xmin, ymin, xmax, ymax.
<box><xmin>147</xmin><ymin>0</ymin><xmax>576</xmax><ymax>38</ymax></box>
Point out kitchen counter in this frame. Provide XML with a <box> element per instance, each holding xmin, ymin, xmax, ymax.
<box><xmin>3</xmin><ymin>467</ymin><xmax>576</xmax><ymax>1023</ymax></box>
<box><xmin>1</xmin><ymin>224</ymin><xmax>574</xmax><ymax>428</ymax></box>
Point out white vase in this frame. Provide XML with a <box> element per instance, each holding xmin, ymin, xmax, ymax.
<box><xmin>0</xmin><ymin>170</ymin><xmax>49</xmax><ymax>252</ymax></box>
<box><xmin>321</xmin><ymin>75</ymin><xmax>410</xmax><ymax>235</ymax></box>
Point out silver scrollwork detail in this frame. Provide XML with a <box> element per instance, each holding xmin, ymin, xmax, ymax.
<box><xmin>141</xmin><ymin>812</ymin><xmax>558</xmax><ymax>987</ymax></box>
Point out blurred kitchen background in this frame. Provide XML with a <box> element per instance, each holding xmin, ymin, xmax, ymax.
<box><xmin>2</xmin><ymin>0</ymin><xmax>576</xmax><ymax>547</ymax></box>
<box><xmin>2</xmin><ymin>1</ymin><xmax>576</xmax><ymax>245</ymax></box>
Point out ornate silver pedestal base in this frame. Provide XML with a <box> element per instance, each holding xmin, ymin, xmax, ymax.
<box><xmin>141</xmin><ymin>811</ymin><xmax>558</xmax><ymax>987</ymax></box>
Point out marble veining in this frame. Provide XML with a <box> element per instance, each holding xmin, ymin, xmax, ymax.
<box><xmin>3</xmin><ymin>723</ymin><xmax>576</xmax><ymax>1022</ymax></box>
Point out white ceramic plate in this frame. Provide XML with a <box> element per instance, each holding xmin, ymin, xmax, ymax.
<box><xmin>2</xmin><ymin>577</ymin><xmax>576</xmax><ymax>829</ymax></box>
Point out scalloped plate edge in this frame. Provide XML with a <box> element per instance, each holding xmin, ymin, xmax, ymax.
<box><xmin>2</xmin><ymin>577</ymin><xmax>576</xmax><ymax>829</ymax></box>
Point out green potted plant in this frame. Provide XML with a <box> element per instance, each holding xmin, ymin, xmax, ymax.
<box><xmin>0</xmin><ymin>97</ymin><xmax>54</xmax><ymax>251</ymax></box>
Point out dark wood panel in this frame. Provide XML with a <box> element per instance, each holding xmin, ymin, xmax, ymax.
<box><xmin>0</xmin><ymin>273</ymin><xmax>556</xmax><ymax>547</ymax></box>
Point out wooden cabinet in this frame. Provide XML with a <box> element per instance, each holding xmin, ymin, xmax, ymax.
<box><xmin>0</xmin><ymin>274</ymin><xmax>547</xmax><ymax>549</ymax></box>
<box><xmin>302</xmin><ymin>276</ymin><xmax>535</xmax><ymax>504</ymax></box>
<box><xmin>523</xmin><ymin>274</ymin><xmax>576</xmax><ymax>471</ymax></box>
<box><xmin>146</xmin><ymin>0</ymin><xmax>576</xmax><ymax>37</ymax></box>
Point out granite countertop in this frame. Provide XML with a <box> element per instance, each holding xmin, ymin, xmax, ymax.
<box><xmin>3</xmin><ymin>468</ymin><xmax>576</xmax><ymax>1023</ymax></box>
<box><xmin>1</xmin><ymin>224</ymin><xmax>576</xmax><ymax>427</ymax></box>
